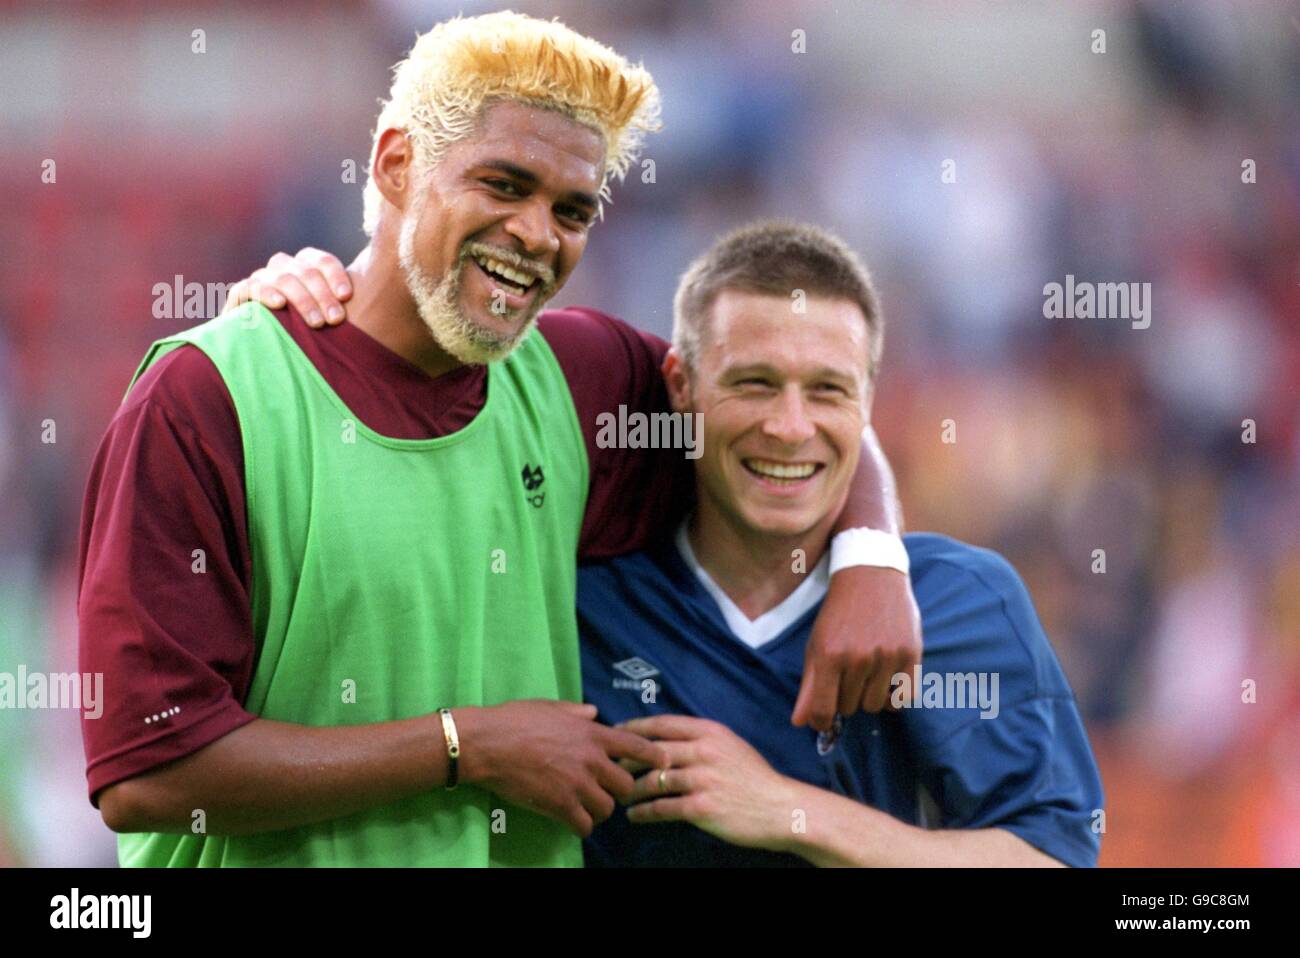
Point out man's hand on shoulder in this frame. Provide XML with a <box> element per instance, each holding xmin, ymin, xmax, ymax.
<box><xmin>223</xmin><ymin>248</ymin><xmax>353</xmax><ymax>327</ymax></box>
<box><xmin>793</xmin><ymin>565</ymin><xmax>922</xmax><ymax>730</ymax></box>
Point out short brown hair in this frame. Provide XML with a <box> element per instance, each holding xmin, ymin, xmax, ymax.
<box><xmin>671</xmin><ymin>220</ymin><xmax>883</xmax><ymax>380</ymax></box>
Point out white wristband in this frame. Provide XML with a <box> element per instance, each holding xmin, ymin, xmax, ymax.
<box><xmin>829</xmin><ymin>528</ymin><xmax>909</xmax><ymax>576</ymax></box>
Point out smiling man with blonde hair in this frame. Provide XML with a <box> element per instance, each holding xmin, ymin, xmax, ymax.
<box><xmin>78</xmin><ymin>12</ymin><xmax>920</xmax><ymax>868</ymax></box>
<box><xmin>367</xmin><ymin>12</ymin><xmax>659</xmax><ymax>364</ymax></box>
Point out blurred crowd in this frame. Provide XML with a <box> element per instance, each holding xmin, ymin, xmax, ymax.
<box><xmin>0</xmin><ymin>0</ymin><xmax>1296</xmax><ymax>866</ymax></box>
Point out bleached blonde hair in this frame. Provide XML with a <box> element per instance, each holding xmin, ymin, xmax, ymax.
<box><xmin>362</xmin><ymin>10</ymin><xmax>661</xmax><ymax>235</ymax></box>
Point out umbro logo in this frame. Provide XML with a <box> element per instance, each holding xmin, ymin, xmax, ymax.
<box><xmin>613</xmin><ymin>657</ymin><xmax>659</xmax><ymax>681</ymax></box>
<box><xmin>612</xmin><ymin>657</ymin><xmax>661</xmax><ymax>701</ymax></box>
<box><xmin>521</xmin><ymin>463</ymin><xmax>545</xmax><ymax>508</ymax></box>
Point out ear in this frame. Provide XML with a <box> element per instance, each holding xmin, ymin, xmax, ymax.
<box><xmin>372</xmin><ymin>128</ymin><xmax>417</xmax><ymax>215</ymax></box>
<box><xmin>661</xmin><ymin>348</ymin><xmax>693</xmax><ymax>415</ymax></box>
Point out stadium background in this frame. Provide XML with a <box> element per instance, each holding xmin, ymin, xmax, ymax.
<box><xmin>0</xmin><ymin>0</ymin><xmax>1296</xmax><ymax>866</ymax></box>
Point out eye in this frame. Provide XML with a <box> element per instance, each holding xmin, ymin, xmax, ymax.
<box><xmin>736</xmin><ymin>377</ymin><xmax>775</xmax><ymax>390</ymax></box>
<box><xmin>813</xmin><ymin>382</ymin><xmax>849</xmax><ymax>396</ymax></box>
<box><xmin>557</xmin><ymin>206</ymin><xmax>593</xmax><ymax>228</ymax></box>
<box><xmin>485</xmin><ymin>178</ymin><xmax>523</xmax><ymax>196</ymax></box>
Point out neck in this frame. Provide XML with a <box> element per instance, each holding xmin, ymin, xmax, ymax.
<box><xmin>687</xmin><ymin>500</ymin><xmax>835</xmax><ymax>620</ymax></box>
<box><xmin>344</xmin><ymin>242</ymin><xmax>464</xmax><ymax>380</ymax></box>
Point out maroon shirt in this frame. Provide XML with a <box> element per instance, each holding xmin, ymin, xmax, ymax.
<box><xmin>77</xmin><ymin>306</ymin><xmax>692</xmax><ymax>805</ymax></box>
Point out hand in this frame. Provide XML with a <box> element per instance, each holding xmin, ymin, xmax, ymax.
<box><xmin>454</xmin><ymin>700</ymin><xmax>668</xmax><ymax>838</ymax></box>
<box><xmin>792</xmin><ymin>566</ymin><xmax>922</xmax><ymax>730</ymax></box>
<box><xmin>222</xmin><ymin>248</ymin><xmax>353</xmax><ymax>327</ymax></box>
<box><xmin>619</xmin><ymin>715</ymin><xmax>797</xmax><ymax>852</ymax></box>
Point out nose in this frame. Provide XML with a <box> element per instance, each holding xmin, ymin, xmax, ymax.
<box><xmin>504</xmin><ymin>197</ymin><xmax>561</xmax><ymax>262</ymax></box>
<box><xmin>761</xmin><ymin>385</ymin><xmax>817</xmax><ymax>447</ymax></box>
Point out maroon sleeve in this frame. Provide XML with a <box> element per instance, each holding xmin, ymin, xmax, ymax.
<box><xmin>77</xmin><ymin>346</ymin><xmax>258</xmax><ymax>807</ymax></box>
<box><xmin>537</xmin><ymin>307</ymin><xmax>695</xmax><ymax>560</ymax></box>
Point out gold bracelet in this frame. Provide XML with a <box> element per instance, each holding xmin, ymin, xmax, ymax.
<box><xmin>438</xmin><ymin>707</ymin><xmax>460</xmax><ymax>790</ymax></box>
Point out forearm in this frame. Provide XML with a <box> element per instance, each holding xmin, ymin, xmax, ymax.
<box><xmin>103</xmin><ymin>710</ymin><xmax>457</xmax><ymax>836</ymax></box>
<box><xmin>833</xmin><ymin>424</ymin><xmax>902</xmax><ymax>536</ymax></box>
<box><xmin>778</xmin><ymin>781</ymin><xmax>1064</xmax><ymax>867</ymax></box>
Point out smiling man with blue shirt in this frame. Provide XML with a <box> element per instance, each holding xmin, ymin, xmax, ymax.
<box><xmin>578</xmin><ymin>221</ymin><xmax>1104</xmax><ymax>867</ymax></box>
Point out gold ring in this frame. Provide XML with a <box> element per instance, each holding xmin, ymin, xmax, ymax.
<box><xmin>657</xmin><ymin>768</ymin><xmax>669</xmax><ymax>794</ymax></box>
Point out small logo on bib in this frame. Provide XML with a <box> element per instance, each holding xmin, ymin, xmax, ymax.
<box><xmin>521</xmin><ymin>463</ymin><xmax>545</xmax><ymax>508</ymax></box>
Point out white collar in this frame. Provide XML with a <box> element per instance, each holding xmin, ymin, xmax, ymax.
<box><xmin>675</xmin><ymin>520</ymin><xmax>830</xmax><ymax>650</ymax></box>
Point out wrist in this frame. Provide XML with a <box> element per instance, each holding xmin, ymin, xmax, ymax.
<box><xmin>785</xmin><ymin>786</ymin><xmax>916</xmax><ymax>867</ymax></box>
<box><xmin>768</xmin><ymin>777</ymin><xmax>817</xmax><ymax>855</ymax></box>
<box><xmin>444</xmin><ymin>705</ymin><xmax>491</xmax><ymax>787</ymax></box>
<box><xmin>829</xmin><ymin>528</ymin><xmax>909</xmax><ymax>576</ymax></box>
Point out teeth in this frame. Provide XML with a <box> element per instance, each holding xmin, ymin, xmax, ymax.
<box><xmin>745</xmin><ymin>459</ymin><xmax>817</xmax><ymax>480</ymax></box>
<box><xmin>475</xmin><ymin>254</ymin><xmax>535</xmax><ymax>290</ymax></box>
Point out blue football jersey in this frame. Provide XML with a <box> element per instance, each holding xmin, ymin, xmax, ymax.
<box><xmin>577</xmin><ymin>532</ymin><xmax>1104</xmax><ymax>867</ymax></box>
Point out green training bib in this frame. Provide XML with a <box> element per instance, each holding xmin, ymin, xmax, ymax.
<box><xmin>118</xmin><ymin>303</ymin><xmax>588</xmax><ymax>866</ymax></box>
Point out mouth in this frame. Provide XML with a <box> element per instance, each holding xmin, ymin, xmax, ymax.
<box><xmin>468</xmin><ymin>250</ymin><xmax>544</xmax><ymax>311</ymax></box>
<box><xmin>741</xmin><ymin>458</ymin><xmax>824</xmax><ymax>488</ymax></box>
<box><xmin>472</xmin><ymin>253</ymin><xmax>538</xmax><ymax>295</ymax></box>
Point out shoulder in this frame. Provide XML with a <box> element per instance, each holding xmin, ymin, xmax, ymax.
<box><xmin>904</xmin><ymin>532</ymin><xmax>1029</xmax><ymax>603</ymax></box>
<box><xmin>579</xmin><ymin>541</ymin><xmax>686</xmax><ymax>597</ymax></box>
<box><xmin>538</xmin><ymin>305</ymin><xmax>635</xmax><ymax>339</ymax></box>
<box><xmin>538</xmin><ymin>306</ymin><xmax>669</xmax><ymax>367</ymax></box>
<box><xmin>902</xmin><ymin>533</ymin><xmax>1067</xmax><ymax>697</ymax></box>
<box><xmin>580</xmin><ymin>542</ymin><xmax>671</xmax><ymax>583</ymax></box>
<box><xmin>121</xmin><ymin>341</ymin><xmax>236</xmax><ymax>438</ymax></box>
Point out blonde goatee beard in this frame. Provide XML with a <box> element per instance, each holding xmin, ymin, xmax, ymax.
<box><xmin>397</xmin><ymin>202</ymin><xmax>544</xmax><ymax>366</ymax></box>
